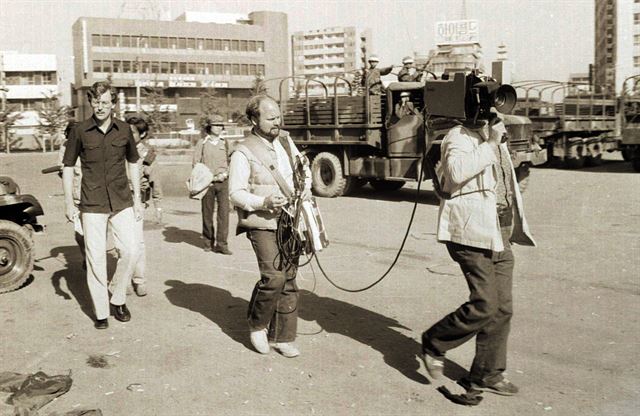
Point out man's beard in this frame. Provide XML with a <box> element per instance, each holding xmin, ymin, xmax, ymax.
<box><xmin>257</xmin><ymin>126</ymin><xmax>280</xmax><ymax>139</ymax></box>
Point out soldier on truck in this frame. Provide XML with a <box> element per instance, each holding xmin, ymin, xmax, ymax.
<box><xmin>362</xmin><ymin>54</ymin><xmax>394</xmax><ymax>95</ymax></box>
<box><xmin>397</xmin><ymin>56</ymin><xmax>423</xmax><ymax>82</ymax></box>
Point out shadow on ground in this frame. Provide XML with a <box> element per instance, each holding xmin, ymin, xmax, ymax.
<box><xmin>536</xmin><ymin>158</ymin><xmax>636</xmax><ymax>174</ymax></box>
<box><xmin>348</xmin><ymin>186</ymin><xmax>440</xmax><ymax>205</ymax></box>
<box><xmin>163</xmin><ymin>280</ymin><xmax>252</xmax><ymax>349</ymax></box>
<box><xmin>162</xmin><ymin>226</ymin><xmax>203</xmax><ymax>249</ymax></box>
<box><xmin>49</xmin><ymin>245</ymin><xmax>94</xmax><ymax>320</ymax></box>
<box><xmin>298</xmin><ymin>289</ymin><xmax>430</xmax><ymax>384</ymax></box>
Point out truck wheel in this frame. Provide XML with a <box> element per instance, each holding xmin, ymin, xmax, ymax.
<box><xmin>0</xmin><ymin>220</ymin><xmax>35</xmax><ymax>294</ymax></box>
<box><xmin>311</xmin><ymin>152</ymin><xmax>347</xmax><ymax>197</ymax></box>
<box><xmin>622</xmin><ymin>148</ymin><xmax>634</xmax><ymax>162</ymax></box>
<box><xmin>344</xmin><ymin>177</ymin><xmax>367</xmax><ymax>195</ymax></box>
<box><xmin>515</xmin><ymin>165</ymin><xmax>531</xmax><ymax>193</ymax></box>
<box><xmin>369</xmin><ymin>179</ymin><xmax>406</xmax><ymax>192</ymax></box>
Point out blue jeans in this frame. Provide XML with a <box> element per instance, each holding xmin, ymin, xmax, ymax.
<box><xmin>423</xmin><ymin>226</ymin><xmax>514</xmax><ymax>385</ymax></box>
<box><xmin>246</xmin><ymin>229</ymin><xmax>299</xmax><ymax>343</ymax></box>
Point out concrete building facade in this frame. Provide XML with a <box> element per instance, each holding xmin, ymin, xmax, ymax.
<box><xmin>71</xmin><ymin>11</ymin><xmax>289</xmax><ymax>124</ymax></box>
<box><xmin>594</xmin><ymin>0</ymin><xmax>640</xmax><ymax>94</ymax></box>
<box><xmin>291</xmin><ymin>26</ymin><xmax>370</xmax><ymax>95</ymax></box>
<box><xmin>1</xmin><ymin>51</ymin><xmax>60</xmax><ymax>147</ymax></box>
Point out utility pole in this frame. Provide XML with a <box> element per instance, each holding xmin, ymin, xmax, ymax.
<box><xmin>0</xmin><ymin>53</ymin><xmax>9</xmax><ymax>154</ymax></box>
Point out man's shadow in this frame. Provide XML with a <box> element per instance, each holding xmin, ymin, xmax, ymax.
<box><xmin>164</xmin><ymin>280</ymin><xmax>252</xmax><ymax>349</ymax></box>
<box><xmin>49</xmin><ymin>245</ymin><xmax>94</xmax><ymax>319</ymax></box>
<box><xmin>162</xmin><ymin>226</ymin><xmax>203</xmax><ymax>249</ymax></box>
<box><xmin>298</xmin><ymin>290</ymin><xmax>430</xmax><ymax>384</ymax></box>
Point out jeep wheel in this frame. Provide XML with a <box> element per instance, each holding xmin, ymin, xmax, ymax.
<box><xmin>0</xmin><ymin>220</ymin><xmax>34</xmax><ymax>294</ymax></box>
<box><xmin>369</xmin><ymin>179</ymin><xmax>406</xmax><ymax>192</ymax></box>
<box><xmin>311</xmin><ymin>152</ymin><xmax>347</xmax><ymax>197</ymax></box>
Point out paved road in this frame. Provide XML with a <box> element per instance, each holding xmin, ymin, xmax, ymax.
<box><xmin>1</xmin><ymin>152</ymin><xmax>638</xmax><ymax>415</ymax></box>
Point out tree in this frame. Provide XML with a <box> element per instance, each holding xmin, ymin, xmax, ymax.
<box><xmin>37</xmin><ymin>92</ymin><xmax>70</xmax><ymax>149</ymax></box>
<box><xmin>250</xmin><ymin>74</ymin><xmax>267</xmax><ymax>96</ymax></box>
<box><xmin>0</xmin><ymin>105</ymin><xmax>23</xmax><ymax>153</ymax></box>
<box><xmin>141</xmin><ymin>84</ymin><xmax>171</xmax><ymax>132</ymax></box>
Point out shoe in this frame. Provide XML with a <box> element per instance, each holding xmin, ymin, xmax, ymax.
<box><xmin>272</xmin><ymin>342</ymin><xmax>300</xmax><ymax>358</ymax></box>
<box><xmin>112</xmin><ymin>304</ymin><xmax>131</xmax><ymax>322</ymax></box>
<box><xmin>213</xmin><ymin>246</ymin><xmax>233</xmax><ymax>255</ymax></box>
<box><xmin>421</xmin><ymin>353</ymin><xmax>445</xmax><ymax>380</ymax></box>
<box><xmin>469</xmin><ymin>379</ymin><xmax>519</xmax><ymax>396</ymax></box>
<box><xmin>134</xmin><ymin>283</ymin><xmax>147</xmax><ymax>297</ymax></box>
<box><xmin>250</xmin><ymin>329</ymin><xmax>270</xmax><ymax>354</ymax></box>
<box><xmin>94</xmin><ymin>318</ymin><xmax>109</xmax><ymax>329</ymax></box>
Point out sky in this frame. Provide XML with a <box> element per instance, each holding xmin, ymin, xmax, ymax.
<box><xmin>0</xmin><ymin>0</ymin><xmax>595</xmax><ymax>105</ymax></box>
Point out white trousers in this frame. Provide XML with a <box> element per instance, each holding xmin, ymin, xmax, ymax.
<box><xmin>82</xmin><ymin>207</ymin><xmax>140</xmax><ymax>320</ymax></box>
<box><xmin>132</xmin><ymin>217</ymin><xmax>146</xmax><ymax>285</ymax></box>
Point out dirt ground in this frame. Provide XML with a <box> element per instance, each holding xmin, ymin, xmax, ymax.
<box><xmin>1</xmin><ymin>151</ymin><xmax>638</xmax><ymax>416</ymax></box>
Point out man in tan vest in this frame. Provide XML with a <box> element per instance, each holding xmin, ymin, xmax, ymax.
<box><xmin>229</xmin><ymin>95</ymin><xmax>311</xmax><ymax>358</ymax></box>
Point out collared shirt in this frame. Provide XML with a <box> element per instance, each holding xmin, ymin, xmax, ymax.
<box><xmin>62</xmin><ymin>116</ymin><xmax>139</xmax><ymax>213</ymax></box>
<box><xmin>193</xmin><ymin>135</ymin><xmax>228</xmax><ymax>176</ymax></box>
<box><xmin>229</xmin><ymin>132</ymin><xmax>311</xmax><ymax>212</ymax></box>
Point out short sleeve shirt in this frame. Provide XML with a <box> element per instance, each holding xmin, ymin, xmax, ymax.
<box><xmin>62</xmin><ymin>116</ymin><xmax>139</xmax><ymax>213</ymax></box>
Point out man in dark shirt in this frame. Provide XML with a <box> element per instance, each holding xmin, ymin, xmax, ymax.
<box><xmin>192</xmin><ymin>114</ymin><xmax>232</xmax><ymax>255</ymax></box>
<box><xmin>62</xmin><ymin>81</ymin><xmax>142</xmax><ymax>329</ymax></box>
<box><xmin>362</xmin><ymin>55</ymin><xmax>394</xmax><ymax>95</ymax></box>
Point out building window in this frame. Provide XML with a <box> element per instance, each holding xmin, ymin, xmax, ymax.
<box><xmin>93</xmin><ymin>60</ymin><xmax>102</xmax><ymax>73</ymax></box>
<box><xmin>231</xmin><ymin>39</ymin><xmax>239</xmax><ymax>51</ymax></box>
<box><xmin>249</xmin><ymin>64</ymin><xmax>257</xmax><ymax>75</ymax></box>
<box><xmin>197</xmin><ymin>38</ymin><xmax>204</xmax><ymax>50</ymax></box>
<box><xmin>122</xmin><ymin>35</ymin><xmax>132</xmax><ymax>48</ymax></box>
<box><xmin>102</xmin><ymin>60</ymin><xmax>113</xmax><ymax>73</ymax></box>
<box><xmin>196</xmin><ymin>62</ymin><xmax>205</xmax><ymax>74</ymax></box>
<box><xmin>111</xmin><ymin>35</ymin><xmax>121</xmax><ymax>47</ymax></box>
<box><xmin>123</xmin><ymin>60</ymin><xmax>131</xmax><ymax>73</ymax></box>
<box><xmin>222</xmin><ymin>39</ymin><xmax>230</xmax><ymax>51</ymax></box>
<box><xmin>635</xmin><ymin>56</ymin><xmax>640</xmax><ymax>68</ymax></box>
<box><xmin>160</xmin><ymin>36</ymin><xmax>169</xmax><ymax>49</ymax></box>
<box><xmin>139</xmin><ymin>36</ymin><xmax>149</xmax><ymax>48</ymax></box>
<box><xmin>231</xmin><ymin>64</ymin><xmax>240</xmax><ymax>75</ymax></box>
<box><xmin>257</xmin><ymin>64</ymin><xmax>265</xmax><ymax>75</ymax></box>
<box><xmin>205</xmin><ymin>63</ymin><xmax>213</xmax><ymax>75</ymax></box>
<box><xmin>178</xmin><ymin>37</ymin><xmax>186</xmax><ymax>49</ymax></box>
<box><xmin>113</xmin><ymin>60</ymin><xmax>122</xmax><ymax>73</ymax></box>
<box><xmin>141</xmin><ymin>61</ymin><xmax>150</xmax><ymax>73</ymax></box>
<box><xmin>170</xmin><ymin>62</ymin><xmax>178</xmax><ymax>74</ymax></box>
<box><xmin>149</xmin><ymin>36</ymin><xmax>159</xmax><ymax>48</ymax></box>
<box><xmin>240</xmin><ymin>40</ymin><xmax>248</xmax><ymax>52</ymax></box>
<box><xmin>91</xmin><ymin>34</ymin><xmax>101</xmax><ymax>47</ymax></box>
<box><xmin>224</xmin><ymin>63</ymin><xmax>231</xmax><ymax>75</ymax></box>
<box><xmin>214</xmin><ymin>63</ymin><xmax>223</xmax><ymax>75</ymax></box>
<box><xmin>187</xmin><ymin>38</ymin><xmax>196</xmax><ymax>49</ymax></box>
<box><xmin>240</xmin><ymin>64</ymin><xmax>248</xmax><ymax>75</ymax></box>
<box><xmin>169</xmin><ymin>37</ymin><xmax>178</xmax><ymax>49</ymax></box>
<box><xmin>635</xmin><ymin>13</ymin><xmax>640</xmax><ymax>24</ymax></box>
<box><xmin>179</xmin><ymin>62</ymin><xmax>187</xmax><ymax>74</ymax></box>
<box><xmin>257</xmin><ymin>41</ymin><xmax>265</xmax><ymax>52</ymax></box>
<box><xmin>248</xmin><ymin>40</ymin><xmax>257</xmax><ymax>52</ymax></box>
<box><xmin>160</xmin><ymin>62</ymin><xmax>170</xmax><ymax>74</ymax></box>
<box><xmin>151</xmin><ymin>61</ymin><xmax>160</xmax><ymax>74</ymax></box>
<box><xmin>205</xmin><ymin>39</ymin><xmax>213</xmax><ymax>50</ymax></box>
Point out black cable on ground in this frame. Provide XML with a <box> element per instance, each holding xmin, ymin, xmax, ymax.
<box><xmin>312</xmin><ymin>155</ymin><xmax>426</xmax><ymax>292</ymax></box>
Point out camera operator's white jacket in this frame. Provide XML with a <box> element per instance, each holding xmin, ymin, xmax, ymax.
<box><xmin>436</xmin><ymin>123</ymin><xmax>535</xmax><ymax>252</ymax></box>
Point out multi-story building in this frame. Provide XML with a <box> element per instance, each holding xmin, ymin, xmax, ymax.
<box><xmin>291</xmin><ymin>26</ymin><xmax>370</xmax><ymax>95</ymax></box>
<box><xmin>594</xmin><ymin>0</ymin><xmax>639</xmax><ymax>94</ymax></box>
<box><xmin>71</xmin><ymin>11</ymin><xmax>288</xmax><ymax>124</ymax></box>
<box><xmin>1</xmin><ymin>51</ymin><xmax>59</xmax><ymax>147</ymax></box>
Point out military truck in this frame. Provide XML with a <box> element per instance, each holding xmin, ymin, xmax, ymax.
<box><xmin>277</xmin><ymin>74</ymin><xmax>546</xmax><ymax>197</ymax></box>
<box><xmin>512</xmin><ymin>80</ymin><xmax>618</xmax><ymax>168</ymax></box>
<box><xmin>618</xmin><ymin>75</ymin><xmax>640</xmax><ymax>172</ymax></box>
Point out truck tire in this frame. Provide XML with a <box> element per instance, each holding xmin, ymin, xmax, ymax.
<box><xmin>344</xmin><ymin>177</ymin><xmax>367</xmax><ymax>195</ymax></box>
<box><xmin>0</xmin><ymin>220</ymin><xmax>34</xmax><ymax>294</ymax></box>
<box><xmin>369</xmin><ymin>179</ymin><xmax>406</xmax><ymax>192</ymax></box>
<box><xmin>311</xmin><ymin>152</ymin><xmax>348</xmax><ymax>197</ymax></box>
<box><xmin>515</xmin><ymin>165</ymin><xmax>531</xmax><ymax>193</ymax></box>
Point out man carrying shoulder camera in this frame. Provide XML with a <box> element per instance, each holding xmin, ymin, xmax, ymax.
<box><xmin>422</xmin><ymin>113</ymin><xmax>535</xmax><ymax>396</ymax></box>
